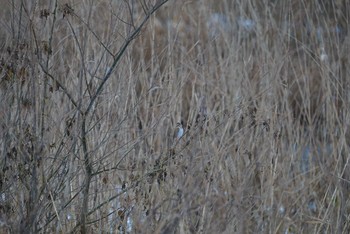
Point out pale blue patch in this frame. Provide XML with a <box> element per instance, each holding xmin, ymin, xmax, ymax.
<box><xmin>237</xmin><ymin>17</ymin><xmax>255</xmax><ymax>31</ymax></box>
<box><xmin>206</xmin><ymin>13</ymin><xmax>231</xmax><ymax>39</ymax></box>
<box><xmin>294</xmin><ymin>144</ymin><xmax>332</xmax><ymax>173</ymax></box>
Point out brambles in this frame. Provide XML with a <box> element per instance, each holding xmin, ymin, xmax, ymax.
<box><xmin>0</xmin><ymin>0</ymin><xmax>349</xmax><ymax>233</ymax></box>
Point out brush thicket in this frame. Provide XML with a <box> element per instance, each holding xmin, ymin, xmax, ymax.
<box><xmin>0</xmin><ymin>0</ymin><xmax>349</xmax><ymax>233</ymax></box>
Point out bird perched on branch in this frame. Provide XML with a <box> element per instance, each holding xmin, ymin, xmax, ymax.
<box><xmin>174</xmin><ymin>122</ymin><xmax>184</xmax><ymax>141</ymax></box>
<box><xmin>169</xmin><ymin>122</ymin><xmax>184</xmax><ymax>157</ymax></box>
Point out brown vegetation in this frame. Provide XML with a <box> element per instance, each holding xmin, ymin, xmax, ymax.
<box><xmin>0</xmin><ymin>0</ymin><xmax>349</xmax><ymax>233</ymax></box>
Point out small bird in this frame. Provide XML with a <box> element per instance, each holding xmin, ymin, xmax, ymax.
<box><xmin>170</xmin><ymin>122</ymin><xmax>184</xmax><ymax>156</ymax></box>
<box><xmin>174</xmin><ymin>122</ymin><xmax>184</xmax><ymax>141</ymax></box>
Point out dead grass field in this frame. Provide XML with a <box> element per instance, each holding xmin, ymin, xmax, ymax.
<box><xmin>0</xmin><ymin>0</ymin><xmax>350</xmax><ymax>233</ymax></box>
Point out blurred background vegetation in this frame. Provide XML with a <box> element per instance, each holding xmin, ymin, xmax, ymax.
<box><xmin>0</xmin><ymin>0</ymin><xmax>349</xmax><ymax>233</ymax></box>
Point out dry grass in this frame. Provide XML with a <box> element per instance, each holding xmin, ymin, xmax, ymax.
<box><xmin>0</xmin><ymin>0</ymin><xmax>349</xmax><ymax>233</ymax></box>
